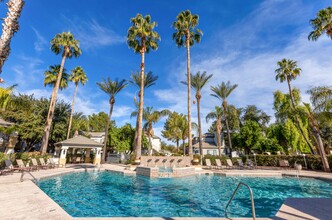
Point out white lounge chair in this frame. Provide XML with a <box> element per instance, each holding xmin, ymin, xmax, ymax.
<box><xmin>226</xmin><ymin>159</ymin><xmax>234</xmax><ymax>169</ymax></box>
<box><xmin>205</xmin><ymin>159</ymin><xmax>212</xmax><ymax>169</ymax></box>
<box><xmin>215</xmin><ymin>159</ymin><xmax>223</xmax><ymax>169</ymax></box>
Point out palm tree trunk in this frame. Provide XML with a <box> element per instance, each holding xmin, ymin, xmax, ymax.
<box><xmin>41</xmin><ymin>54</ymin><xmax>66</xmax><ymax>154</ymax></box>
<box><xmin>287</xmin><ymin>79</ymin><xmax>315</xmax><ymax>154</ymax></box>
<box><xmin>102</xmin><ymin>99</ymin><xmax>114</xmax><ymax>163</ymax></box>
<box><xmin>135</xmin><ymin>45</ymin><xmax>145</xmax><ymax>161</ymax></box>
<box><xmin>183</xmin><ymin>139</ymin><xmax>185</xmax><ymax>156</ymax></box>
<box><xmin>148</xmin><ymin>133</ymin><xmax>153</xmax><ymax>156</ymax></box>
<box><xmin>197</xmin><ymin>96</ymin><xmax>203</xmax><ymax>158</ymax></box>
<box><xmin>67</xmin><ymin>84</ymin><xmax>78</xmax><ymax>139</ymax></box>
<box><xmin>223</xmin><ymin>101</ymin><xmax>232</xmax><ymax>156</ymax></box>
<box><xmin>0</xmin><ymin>0</ymin><xmax>25</xmax><ymax>75</ymax></box>
<box><xmin>176</xmin><ymin>139</ymin><xmax>179</xmax><ymax>152</ymax></box>
<box><xmin>216</xmin><ymin>119</ymin><xmax>222</xmax><ymax>156</ymax></box>
<box><xmin>312</xmin><ymin>126</ymin><xmax>330</xmax><ymax>171</ymax></box>
<box><xmin>186</xmin><ymin>32</ymin><xmax>193</xmax><ymax>160</ymax></box>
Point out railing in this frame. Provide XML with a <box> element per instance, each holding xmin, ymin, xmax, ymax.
<box><xmin>225</xmin><ymin>182</ymin><xmax>256</xmax><ymax>219</ymax></box>
<box><xmin>20</xmin><ymin>170</ymin><xmax>38</xmax><ymax>183</ymax></box>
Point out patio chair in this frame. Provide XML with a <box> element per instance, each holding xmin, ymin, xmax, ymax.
<box><xmin>39</xmin><ymin>158</ymin><xmax>53</xmax><ymax>169</ymax></box>
<box><xmin>74</xmin><ymin>157</ymin><xmax>82</xmax><ymax>164</ymax></box>
<box><xmin>247</xmin><ymin>159</ymin><xmax>255</xmax><ymax>169</ymax></box>
<box><xmin>205</xmin><ymin>158</ymin><xmax>212</xmax><ymax>169</ymax></box>
<box><xmin>1</xmin><ymin>160</ymin><xmax>20</xmax><ymax>174</ymax></box>
<box><xmin>48</xmin><ymin>158</ymin><xmax>60</xmax><ymax>168</ymax></box>
<box><xmin>30</xmin><ymin>158</ymin><xmax>42</xmax><ymax>171</ymax></box>
<box><xmin>16</xmin><ymin>159</ymin><xmax>34</xmax><ymax>171</ymax></box>
<box><xmin>279</xmin><ymin>160</ymin><xmax>290</xmax><ymax>169</ymax></box>
<box><xmin>215</xmin><ymin>159</ymin><xmax>223</xmax><ymax>169</ymax></box>
<box><xmin>237</xmin><ymin>159</ymin><xmax>245</xmax><ymax>169</ymax></box>
<box><xmin>226</xmin><ymin>159</ymin><xmax>234</xmax><ymax>169</ymax></box>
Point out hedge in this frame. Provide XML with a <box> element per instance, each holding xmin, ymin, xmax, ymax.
<box><xmin>203</xmin><ymin>154</ymin><xmax>332</xmax><ymax>171</ymax></box>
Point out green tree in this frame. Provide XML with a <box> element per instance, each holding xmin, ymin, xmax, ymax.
<box><xmin>308</xmin><ymin>7</ymin><xmax>332</xmax><ymax>41</ymax></box>
<box><xmin>127</xmin><ymin>14</ymin><xmax>160</xmax><ymax>161</ymax></box>
<box><xmin>131</xmin><ymin>106</ymin><xmax>170</xmax><ymax>156</ymax></box>
<box><xmin>241</xmin><ymin>105</ymin><xmax>271</xmax><ymax>130</ymax></box>
<box><xmin>182</xmin><ymin>71</ymin><xmax>212</xmax><ymax>159</ymax></box>
<box><xmin>67</xmin><ymin>66</ymin><xmax>87</xmax><ymax>139</ymax></box>
<box><xmin>206</xmin><ymin>106</ymin><xmax>223</xmax><ymax>156</ymax></box>
<box><xmin>211</xmin><ymin>81</ymin><xmax>238</xmax><ymax>154</ymax></box>
<box><xmin>41</xmin><ymin>32</ymin><xmax>82</xmax><ymax>154</ymax></box>
<box><xmin>129</xmin><ymin>71</ymin><xmax>158</xmax><ymax>147</ymax></box>
<box><xmin>0</xmin><ymin>84</ymin><xmax>16</xmax><ymax>111</ymax></box>
<box><xmin>0</xmin><ymin>0</ymin><xmax>25</xmax><ymax>80</ymax></box>
<box><xmin>275</xmin><ymin>59</ymin><xmax>315</xmax><ymax>154</ymax></box>
<box><xmin>97</xmin><ymin>78</ymin><xmax>128</xmax><ymax>163</ymax></box>
<box><xmin>162</xmin><ymin>112</ymin><xmax>182</xmax><ymax>151</ymax></box>
<box><xmin>173</xmin><ymin>10</ymin><xmax>203</xmax><ymax>159</ymax></box>
<box><xmin>88</xmin><ymin>112</ymin><xmax>108</xmax><ymax>132</ymax></box>
<box><xmin>44</xmin><ymin>65</ymin><xmax>69</xmax><ymax>90</ymax></box>
<box><xmin>239</xmin><ymin>120</ymin><xmax>263</xmax><ymax>154</ymax></box>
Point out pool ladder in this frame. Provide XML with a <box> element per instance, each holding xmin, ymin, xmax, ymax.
<box><xmin>20</xmin><ymin>170</ymin><xmax>38</xmax><ymax>183</ymax></box>
<box><xmin>225</xmin><ymin>182</ymin><xmax>256</xmax><ymax>220</ymax></box>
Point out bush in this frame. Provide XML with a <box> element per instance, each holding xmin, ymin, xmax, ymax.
<box><xmin>203</xmin><ymin>154</ymin><xmax>330</xmax><ymax>171</ymax></box>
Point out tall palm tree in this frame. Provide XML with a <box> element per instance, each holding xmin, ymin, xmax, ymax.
<box><xmin>129</xmin><ymin>71</ymin><xmax>158</xmax><ymax>142</ymax></box>
<box><xmin>43</xmin><ymin>65</ymin><xmax>69</xmax><ymax>90</ymax></box>
<box><xmin>127</xmin><ymin>14</ymin><xmax>160</xmax><ymax>161</ymax></box>
<box><xmin>66</xmin><ymin>66</ymin><xmax>87</xmax><ymax>139</ymax></box>
<box><xmin>181</xmin><ymin>71</ymin><xmax>212</xmax><ymax>158</ymax></box>
<box><xmin>97</xmin><ymin>78</ymin><xmax>128</xmax><ymax>163</ymax></box>
<box><xmin>308</xmin><ymin>7</ymin><xmax>332</xmax><ymax>41</ymax></box>
<box><xmin>275</xmin><ymin>58</ymin><xmax>315</xmax><ymax>154</ymax></box>
<box><xmin>206</xmin><ymin>106</ymin><xmax>223</xmax><ymax>156</ymax></box>
<box><xmin>0</xmin><ymin>0</ymin><xmax>25</xmax><ymax>81</ymax></box>
<box><xmin>173</xmin><ymin>10</ymin><xmax>203</xmax><ymax>159</ymax></box>
<box><xmin>40</xmin><ymin>32</ymin><xmax>81</xmax><ymax>154</ymax></box>
<box><xmin>131</xmin><ymin>106</ymin><xmax>170</xmax><ymax>156</ymax></box>
<box><xmin>211</xmin><ymin>81</ymin><xmax>238</xmax><ymax>155</ymax></box>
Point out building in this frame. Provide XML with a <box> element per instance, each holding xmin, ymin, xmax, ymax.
<box><xmin>86</xmin><ymin>132</ymin><xmax>105</xmax><ymax>144</ymax></box>
<box><xmin>193</xmin><ymin>132</ymin><xmax>228</xmax><ymax>156</ymax></box>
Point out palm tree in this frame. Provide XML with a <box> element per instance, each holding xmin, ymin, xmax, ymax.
<box><xmin>43</xmin><ymin>65</ymin><xmax>69</xmax><ymax>90</ymax></box>
<box><xmin>275</xmin><ymin>58</ymin><xmax>315</xmax><ymax>154</ymax></box>
<box><xmin>40</xmin><ymin>32</ymin><xmax>81</xmax><ymax>154</ymax></box>
<box><xmin>211</xmin><ymin>81</ymin><xmax>238</xmax><ymax>155</ymax></box>
<box><xmin>0</xmin><ymin>83</ymin><xmax>17</xmax><ymax>111</ymax></box>
<box><xmin>181</xmin><ymin>71</ymin><xmax>212</xmax><ymax>159</ymax></box>
<box><xmin>173</xmin><ymin>10</ymin><xmax>203</xmax><ymax>159</ymax></box>
<box><xmin>129</xmin><ymin>71</ymin><xmax>158</xmax><ymax>146</ymax></box>
<box><xmin>131</xmin><ymin>106</ymin><xmax>170</xmax><ymax>156</ymax></box>
<box><xmin>308</xmin><ymin>7</ymin><xmax>332</xmax><ymax>41</ymax></box>
<box><xmin>127</xmin><ymin>14</ymin><xmax>160</xmax><ymax>161</ymax></box>
<box><xmin>0</xmin><ymin>0</ymin><xmax>25</xmax><ymax>81</ymax></box>
<box><xmin>97</xmin><ymin>78</ymin><xmax>128</xmax><ymax>163</ymax></box>
<box><xmin>206</xmin><ymin>106</ymin><xmax>223</xmax><ymax>156</ymax></box>
<box><xmin>66</xmin><ymin>66</ymin><xmax>87</xmax><ymax>139</ymax></box>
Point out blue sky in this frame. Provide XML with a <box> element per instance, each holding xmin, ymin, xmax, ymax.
<box><xmin>1</xmin><ymin>0</ymin><xmax>332</xmax><ymax>143</ymax></box>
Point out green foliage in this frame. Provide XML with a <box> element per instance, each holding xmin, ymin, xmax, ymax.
<box><xmin>162</xmin><ymin>112</ymin><xmax>188</xmax><ymax>149</ymax></box>
<box><xmin>238</xmin><ymin>120</ymin><xmax>263</xmax><ymax>154</ymax></box>
<box><xmin>88</xmin><ymin>112</ymin><xmax>109</xmax><ymax>132</ymax></box>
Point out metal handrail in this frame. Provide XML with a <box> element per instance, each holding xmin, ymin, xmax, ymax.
<box><xmin>20</xmin><ymin>170</ymin><xmax>37</xmax><ymax>183</ymax></box>
<box><xmin>225</xmin><ymin>182</ymin><xmax>256</xmax><ymax>220</ymax></box>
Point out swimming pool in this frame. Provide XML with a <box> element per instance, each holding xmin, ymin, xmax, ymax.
<box><xmin>37</xmin><ymin>171</ymin><xmax>332</xmax><ymax>217</ymax></box>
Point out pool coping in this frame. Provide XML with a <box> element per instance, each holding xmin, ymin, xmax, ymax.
<box><xmin>1</xmin><ymin>164</ymin><xmax>332</xmax><ymax>219</ymax></box>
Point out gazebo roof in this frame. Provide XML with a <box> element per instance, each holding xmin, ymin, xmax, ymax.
<box><xmin>55</xmin><ymin>135</ymin><xmax>103</xmax><ymax>148</ymax></box>
<box><xmin>0</xmin><ymin>118</ymin><xmax>14</xmax><ymax>127</ymax></box>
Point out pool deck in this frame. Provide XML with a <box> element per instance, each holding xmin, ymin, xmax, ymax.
<box><xmin>1</xmin><ymin>164</ymin><xmax>332</xmax><ymax>220</ymax></box>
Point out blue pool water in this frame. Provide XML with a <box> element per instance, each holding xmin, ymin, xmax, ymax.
<box><xmin>37</xmin><ymin>171</ymin><xmax>332</xmax><ymax>217</ymax></box>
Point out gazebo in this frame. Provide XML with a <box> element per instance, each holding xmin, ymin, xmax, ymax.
<box><xmin>54</xmin><ymin>135</ymin><xmax>103</xmax><ymax>166</ymax></box>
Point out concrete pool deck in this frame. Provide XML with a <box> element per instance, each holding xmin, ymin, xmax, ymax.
<box><xmin>1</xmin><ymin>164</ymin><xmax>332</xmax><ymax>220</ymax></box>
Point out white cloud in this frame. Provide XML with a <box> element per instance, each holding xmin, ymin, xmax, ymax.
<box><xmin>32</xmin><ymin>27</ymin><xmax>48</xmax><ymax>53</ymax></box>
<box><xmin>61</xmin><ymin>16</ymin><xmax>125</xmax><ymax>50</ymax></box>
